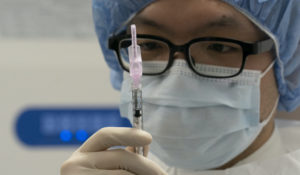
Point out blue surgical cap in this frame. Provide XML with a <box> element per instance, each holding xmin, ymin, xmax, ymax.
<box><xmin>92</xmin><ymin>0</ymin><xmax>300</xmax><ymax>112</ymax></box>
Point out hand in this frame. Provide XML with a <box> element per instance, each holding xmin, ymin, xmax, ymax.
<box><xmin>60</xmin><ymin>127</ymin><xmax>167</xmax><ymax>175</ymax></box>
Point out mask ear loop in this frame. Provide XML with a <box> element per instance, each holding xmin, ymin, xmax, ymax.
<box><xmin>261</xmin><ymin>96</ymin><xmax>279</xmax><ymax>126</ymax></box>
<box><xmin>260</xmin><ymin>60</ymin><xmax>278</xmax><ymax>125</ymax></box>
<box><xmin>261</xmin><ymin>61</ymin><xmax>275</xmax><ymax>78</ymax></box>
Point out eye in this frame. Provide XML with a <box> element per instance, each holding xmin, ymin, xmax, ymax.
<box><xmin>139</xmin><ymin>41</ymin><xmax>163</xmax><ymax>51</ymax></box>
<box><xmin>207</xmin><ymin>43</ymin><xmax>236</xmax><ymax>53</ymax></box>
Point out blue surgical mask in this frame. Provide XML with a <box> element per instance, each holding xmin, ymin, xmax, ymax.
<box><xmin>120</xmin><ymin>60</ymin><xmax>277</xmax><ymax>170</ymax></box>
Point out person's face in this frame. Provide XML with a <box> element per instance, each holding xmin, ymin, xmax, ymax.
<box><xmin>131</xmin><ymin>0</ymin><xmax>278</xmax><ymax>122</ymax></box>
<box><xmin>130</xmin><ymin>0</ymin><xmax>279</xmax><ymax>168</ymax></box>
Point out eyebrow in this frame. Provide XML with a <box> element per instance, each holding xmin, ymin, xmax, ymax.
<box><xmin>131</xmin><ymin>15</ymin><xmax>241</xmax><ymax>34</ymax></box>
<box><xmin>130</xmin><ymin>16</ymin><xmax>171</xmax><ymax>32</ymax></box>
<box><xmin>208</xmin><ymin>15</ymin><xmax>240</xmax><ymax>28</ymax></box>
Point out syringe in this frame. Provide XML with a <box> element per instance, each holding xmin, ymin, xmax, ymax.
<box><xmin>128</xmin><ymin>24</ymin><xmax>144</xmax><ymax>155</ymax></box>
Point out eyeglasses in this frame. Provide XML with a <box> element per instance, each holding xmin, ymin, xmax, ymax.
<box><xmin>109</xmin><ymin>34</ymin><xmax>274</xmax><ymax>78</ymax></box>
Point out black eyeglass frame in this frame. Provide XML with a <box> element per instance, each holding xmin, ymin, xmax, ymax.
<box><xmin>109</xmin><ymin>34</ymin><xmax>274</xmax><ymax>78</ymax></box>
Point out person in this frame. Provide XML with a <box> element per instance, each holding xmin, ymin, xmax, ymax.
<box><xmin>61</xmin><ymin>0</ymin><xmax>300</xmax><ymax>174</ymax></box>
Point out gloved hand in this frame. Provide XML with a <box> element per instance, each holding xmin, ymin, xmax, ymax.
<box><xmin>60</xmin><ymin>127</ymin><xmax>167</xmax><ymax>175</ymax></box>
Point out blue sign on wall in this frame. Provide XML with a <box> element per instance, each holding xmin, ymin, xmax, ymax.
<box><xmin>15</xmin><ymin>107</ymin><xmax>132</xmax><ymax>146</ymax></box>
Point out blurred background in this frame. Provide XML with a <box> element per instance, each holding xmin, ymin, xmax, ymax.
<box><xmin>0</xmin><ymin>0</ymin><xmax>299</xmax><ymax>175</ymax></box>
<box><xmin>0</xmin><ymin>0</ymin><xmax>123</xmax><ymax>174</ymax></box>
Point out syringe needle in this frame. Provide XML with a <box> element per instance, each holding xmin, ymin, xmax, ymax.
<box><xmin>128</xmin><ymin>24</ymin><xmax>144</xmax><ymax>155</ymax></box>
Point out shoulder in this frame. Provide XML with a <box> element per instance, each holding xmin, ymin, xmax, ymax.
<box><xmin>227</xmin><ymin>149</ymin><xmax>300</xmax><ymax>175</ymax></box>
<box><xmin>225</xmin><ymin>120</ymin><xmax>300</xmax><ymax>175</ymax></box>
<box><xmin>276</xmin><ymin>119</ymin><xmax>300</xmax><ymax>152</ymax></box>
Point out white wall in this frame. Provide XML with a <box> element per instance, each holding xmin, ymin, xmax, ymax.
<box><xmin>0</xmin><ymin>39</ymin><xmax>120</xmax><ymax>175</ymax></box>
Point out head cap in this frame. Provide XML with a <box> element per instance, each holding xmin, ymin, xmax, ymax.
<box><xmin>93</xmin><ymin>0</ymin><xmax>300</xmax><ymax>111</ymax></box>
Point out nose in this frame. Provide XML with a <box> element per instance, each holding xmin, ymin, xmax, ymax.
<box><xmin>173</xmin><ymin>51</ymin><xmax>186</xmax><ymax>60</ymax></box>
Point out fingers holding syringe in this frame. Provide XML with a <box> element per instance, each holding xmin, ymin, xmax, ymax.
<box><xmin>79</xmin><ymin>127</ymin><xmax>152</xmax><ymax>152</ymax></box>
<box><xmin>77</xmin><ymin>149</ymin><xmax>167</xmax><ymax>175</ymax></box>
<box><xmin>126</xmin><ymin>145</ymin><xmax>150</xmax><ymax>157</ymax></box>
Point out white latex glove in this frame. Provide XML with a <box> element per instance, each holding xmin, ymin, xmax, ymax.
<box><xmin>60</xmin><ymin>127</ymin><xmax>167</xmax><ymax>175</ymax></box>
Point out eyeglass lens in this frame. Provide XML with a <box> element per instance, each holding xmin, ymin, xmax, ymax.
<box><xmin>119</xmin><ymin>38</ymin><xmax>244</xmax><ymax>77</ymax></box>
